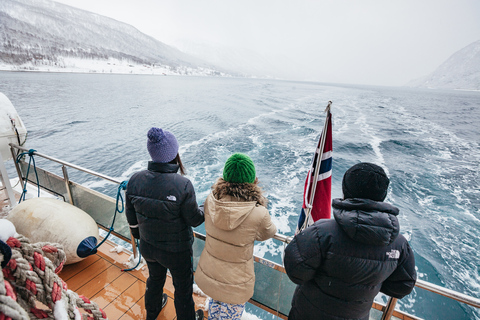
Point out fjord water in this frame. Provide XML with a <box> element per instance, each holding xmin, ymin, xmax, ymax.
<box><xmin>1</xmin><ymin>71</ymin><xmax>479</xmax><ymax>319</ymax></box>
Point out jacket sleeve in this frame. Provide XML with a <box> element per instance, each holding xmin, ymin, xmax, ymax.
<box><xmin>125</xmin><ymin>185</ymin><xmax>140</xmax><ymax>238</ymax></box>
<box><xmin>283</xmin><ymin>224</ymin><xmax>323</xmax><ymax>285</ymax></box>
<box><xmin>125</xmin><ymin>186</ymin><xmax>138</xmax><ymax>228</ymax></box>
<box><xmin>255</xmin><ymin>208</ymin><xmax>277</xmax><ymax>241</ymax></box>
<box><xmin>380</xmin><ymin>240</ymin><xmax>417</xmax><ymax>298</ymax></box>
<box><xmin>180</xmin><ymin>180</ymin><xmax>205</xmax><ymax>227</ymax></box>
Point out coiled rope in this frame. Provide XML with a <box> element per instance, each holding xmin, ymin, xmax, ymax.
<box><xmin>15</xmin><ymin>149</ymin><xmax>40</xmax><ymax>203</ymax></box>
<box><xmin>0</xmin><ymin>234</ymin><xmax>108</xmax><ymax>320</ymax></box>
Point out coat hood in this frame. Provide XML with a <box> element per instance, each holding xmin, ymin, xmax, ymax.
<box><xmin>332</xmin><ymin>198</ymin><xmax>400</xmax><ymax>246</ymax></box>
<box><xmin>206</xmin><ymin>178</ymin><xmax>267</xmax><ymax>231</ymax></box>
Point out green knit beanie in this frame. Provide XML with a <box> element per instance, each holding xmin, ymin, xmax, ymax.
<box><xmin>223</xmin><ymin>153</ymin><xmax>256</xmax><ymax>184</ymax></box>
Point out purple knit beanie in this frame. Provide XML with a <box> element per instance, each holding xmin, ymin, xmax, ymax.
<box><xmin>147</xmin><ymin>127</ymin><xmax>179</xmax><ymax>163</ymax></box>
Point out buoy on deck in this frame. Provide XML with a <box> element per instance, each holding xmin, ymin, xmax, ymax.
<box><xmin>6</xmin><ymin>197</ymin><xmax>99</xmax><ymax>264</ymax></box>
<box><xmin>0</xmin><ymin>92</ymin><xmax>28</xmax><ymax>208</ymax></box>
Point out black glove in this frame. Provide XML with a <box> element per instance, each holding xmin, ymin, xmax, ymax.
<box><xmin>130</xmin><ymin>227</ymin><xmax>140</xmax><ymax>239</ymax></box>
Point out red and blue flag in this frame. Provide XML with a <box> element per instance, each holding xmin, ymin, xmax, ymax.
<box><xmin>296</xmin><ymin>112</ymin><xmax>332</xmax><ymax>232</ymax></box>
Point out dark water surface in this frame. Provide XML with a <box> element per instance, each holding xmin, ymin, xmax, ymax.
<box><xmin>1</xmin><ymin>71</ymin><xmax>479</xmax><ymax>319</ymax></box>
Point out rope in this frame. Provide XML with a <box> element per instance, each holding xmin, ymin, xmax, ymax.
<box><xmin>16</xmin><ymin>149</ymin><xmax>40</xmax><ymax>203</ymax></box>
<box><xmin>0</xmin><ymin>235</ymin><xmax>108</xmax><ymax>320</ymax></box>
<box><xmin>0</xmin><ymin>251</ymin><xmax>29</xmax><ymax>320</ymax></box>
<box><xmin>93</xmin><ymin>181</ymin><xmax>128</xmax><ymax>251</ymax></box>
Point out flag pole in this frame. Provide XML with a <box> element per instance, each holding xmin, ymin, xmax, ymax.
<box><xmin>300</xmin><ymin>101</ymin><xmax>332</xmax><ymax>232</ymax></box>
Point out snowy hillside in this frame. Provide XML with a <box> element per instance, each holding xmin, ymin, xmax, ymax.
<box><xmin>0</xmin><ymin>0</ymin><xmax>232</xmax><ymax>76</ymax></box>
<box><xmin>407</xmin><ymin>39</ymin><xmax>480</xmax><ymax>90</ymax></box>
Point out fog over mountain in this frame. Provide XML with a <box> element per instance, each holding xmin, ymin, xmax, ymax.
<box><xmin>407</xmin><ymin>39</ymin><xmax>480</xmax><ymax>90</ymax></box>
<box><xmin>0</xmin><ymin>0</ymin><xmax>235</xmax><ymax>76</ymax></box>
<box><xmin>171</xmin><ymin>40</ymin><xmax>304</xmax><ymax>80</ymax></box>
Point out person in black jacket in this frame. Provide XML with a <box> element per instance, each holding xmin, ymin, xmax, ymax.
<box><xmin>126</xmin><ymin>127</ymin><xmax>205</xmax><ymax>320</ymax></box>
<box><xmin>284</xmin><ymin>162</ymin><xmax>416</xmax><ymax>320</ymax></box>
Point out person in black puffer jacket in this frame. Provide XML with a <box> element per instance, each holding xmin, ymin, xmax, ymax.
<box><xmin>126</xmin><ymin>127</ymin><xmax>205</xmax><ymax>320</ymax></box>
<box><xmin>284</xmin><ymin>162</ymin><xmax>416</xmax><ymax>320</ymax></box>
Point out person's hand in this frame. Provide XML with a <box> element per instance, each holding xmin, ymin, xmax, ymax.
<box><xmin>130</xmin><ymin>227</ymin><xmax>140</xmax><ymax>239</ymax></box>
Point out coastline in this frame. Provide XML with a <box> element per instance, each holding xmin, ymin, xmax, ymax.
<box><xmin>0</xmin><ymin>57</ymin><xmax>233</xmax><ymax>78</ymax></box>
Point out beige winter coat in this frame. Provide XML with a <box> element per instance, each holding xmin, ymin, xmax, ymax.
<box><xmin>195</xmin><ymin>179</ymin><xmax>277</xmax><ymax>304</ymax></box>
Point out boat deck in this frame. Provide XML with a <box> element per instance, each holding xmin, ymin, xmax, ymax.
<box><xmin>59</xmin><ymin>239</ymin><xmax>207</xmax><ymax>320</ymax></box>
<box><xmin>1</xmin><ymin>187</ymin><xmax>420</xmax><ymax>320</ymax></box>
<box><xmin>45</xmin><ymin>238</ymin><xmax>418</xmax><ymax>320</ymax></box>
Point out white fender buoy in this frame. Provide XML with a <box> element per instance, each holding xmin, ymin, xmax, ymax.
<box><xmin>0</xmin><ymin>92</ymin><xmax>28</xmax><ymax>207</ymax></box>
<box><xmin>7</xmin><ymin>197</ymin><xmax>99</xmax><ymax>264</ymax></box>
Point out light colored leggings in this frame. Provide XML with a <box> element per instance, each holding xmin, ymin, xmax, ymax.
<box><xmin>208</xmin><ymin>299</ymin><xmax>246</xmax><ymax>320</ymax></box>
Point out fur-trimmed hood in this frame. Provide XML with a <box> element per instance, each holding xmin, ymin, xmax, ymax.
<box><xmin>211</xmin><ymin>178</ymin><xmax>268</xmax><ymax>206</ymax></box>
<box><xmin>206</xmin><ymin>178</ymin><xmax>268</xmax><ymax>231</ymax></box>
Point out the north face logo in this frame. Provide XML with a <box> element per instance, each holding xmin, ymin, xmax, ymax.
<box><xmin>167</xmin><ymin>195</ymin><xmax>176</xmax><ymax>201</ymax></box>
<box><xmin>386</xmin><ymin>250</ymin><xmax>400</xmax><ymax>259</ymax></box>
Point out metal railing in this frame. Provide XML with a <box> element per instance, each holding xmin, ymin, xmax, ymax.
<box><xmin>9</xmin><ymin>143</ymin><xmax>480</xmax><ymax>319</ymax></box>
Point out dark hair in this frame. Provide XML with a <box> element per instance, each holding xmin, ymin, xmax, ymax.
<box><xmin>170</xmin><ymin>153</ymin><xmax>186</xmax><ymax>175</ymax></box>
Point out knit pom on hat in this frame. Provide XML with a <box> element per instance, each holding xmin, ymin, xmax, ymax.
<box><xmin>147</xmin><ymin>127</ymin><xmax>179</xmax><ymax>163</ymax></box>
<box><xmin>342</xmin><ymin>162</ymin><xmax>390</xmax><ymax>201</ymax></box>
<box><xmin>223</xmin><ymin>153</ymin><xmax>256</xmax><ymax>184</ymax></box>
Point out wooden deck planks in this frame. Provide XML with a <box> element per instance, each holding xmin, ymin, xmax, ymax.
<box><xmin>60</xmin><ymin>240</ymin><xmax>205</xmax><ymax>320</ymax></box>
<box><xmin>59</xmin><ymin>254</ymin><xmax>101</xmax><ymax>281</ymax></box>
<box><xmin>102</xmin><ymin>278</ymin><xmax>146</xmax><ymax>319</ymax></box>
<box><xmin>75</xmin><ymin>264</ymin><xmax>124</xmax><ymax>298</ymax></box>
<box><xmin>119</xmin><ymin>295</ymin><xmax>178</xmax><ymax>320</ymax></box>
<box><xmin>89</xmin><ymin>272</ymin><xmax>138</xmax><ymax>310</ymax></box>
<box><xmin>65</xmin><ymin>258</ymin><xmax>112</xmax><ymax>291</ymax></box>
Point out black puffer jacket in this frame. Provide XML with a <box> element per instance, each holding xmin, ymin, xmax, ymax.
<box><xmin>125</xmin><ymin>162</ymin><xmax>204</xmax><ymax>252</ymax></box>
<box><xmin>284</xmin><ymin>198</ymin><xmax>416</xmax><ymax>320</ymax></box>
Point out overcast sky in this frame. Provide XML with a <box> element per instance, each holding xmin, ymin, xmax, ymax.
<box><xmin>54</xmin><ymin>0</ymin><xmax>480</xmax><ymax>86</ymax></box>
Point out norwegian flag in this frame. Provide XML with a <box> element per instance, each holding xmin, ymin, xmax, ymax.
<box><xmin>296</xmin><ymin>110</ymin><xmax>332</xmax><ymax>232</ymax></box>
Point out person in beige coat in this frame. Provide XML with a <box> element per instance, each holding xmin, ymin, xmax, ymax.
<box><xmin>195</xmin><ymin>153</ymin><xmax>277</xmax><ymax>320</ymax></box>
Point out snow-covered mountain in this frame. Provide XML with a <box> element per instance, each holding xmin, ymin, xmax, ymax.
<box><xmin>0</xmin><ymin>0</ymin><xmax>232</xmax><ymax>76</ymax></box>
<box><xmin>407</xmin><ymin>39</ymin><xmax>480</xmax><ymax>90</ymax></box>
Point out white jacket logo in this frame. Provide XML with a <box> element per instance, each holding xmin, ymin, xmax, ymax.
<box><xmin>167</xmin><ymin>195</ymin><xmax>176</xmax><ymax>201</ymax></box>
<box><xmin>386</xmin><ymin>250</ymin><xmax>400</xmax><ymax>259</ymax></box>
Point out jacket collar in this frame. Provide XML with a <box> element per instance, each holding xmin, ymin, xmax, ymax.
<box><xmin>332</xmin><ymin>198</ymin><xmax>399</xmax><ymax>215</ymax></box>
<box><xmin>148</xmin><ymin>161</ymin><xmax>179</xmax><ymax>173</ymax></box>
